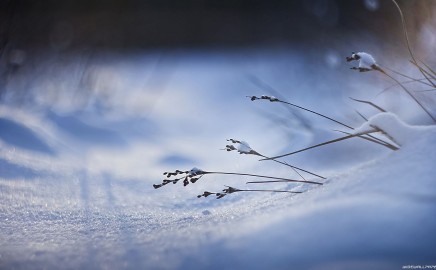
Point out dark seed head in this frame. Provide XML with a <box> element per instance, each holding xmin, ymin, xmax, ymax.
<box><xmin>216</xmin><ymin>193</ymin><xmax>226</xmax><ymax>199</ymax></box>
<box><xmin>204</xmin><ymin>192</ymin><xmax>213</xmax><ymax>197</ymax></box>
<box><xmin>153</xmin><ymin>184</ymin><xmax>162</xmax><ymax>189</ymax></box>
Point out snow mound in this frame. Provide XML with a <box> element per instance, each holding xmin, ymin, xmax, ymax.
<box><xmin>354</xmin><ymin>112</ymin><xmax>430</xmax><ymax>146</ymax></box>
<box><xmin>176</xmin><ymin>117</ymin><xmax>436</xmax><ymax>269</ymax></box>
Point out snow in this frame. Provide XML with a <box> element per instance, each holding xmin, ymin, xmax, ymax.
<box><xmin>357</xmin><ymin>52</ymin><xmax>377</xmax><ymax>69</ymax></box>
<box><xmin>179</xmin><ymin>119</ymin><xmax>436</xmax><ymax>269</ymax></box>
<box><xmin>189</xmin><ymin>167</ymin><xmax>204</xmax><ymax>176</ymax></box>
<box><xmin>353</xmin><ymin>112</ymin><xmax>430</xmax><ymax>146</ymax></box>
<box><xmin>348</xmin><ymin>52</ymin><xmax>377</xmax><ymax>70</ymax></box>
<box><xmin>236</xmin><ymin>141</ymin><xmax>253</xmax><ymax>154</ymax></box>
<box><xmin>1</xmin><ymin>48</ymin><xmax>435</xmax><ymax>270</ymax></box>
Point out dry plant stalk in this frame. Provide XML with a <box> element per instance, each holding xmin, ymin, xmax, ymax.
<box><xmin>154</xmin><ymin>0</ymin><xmax>434</xmax><ymax>200</ymax></box>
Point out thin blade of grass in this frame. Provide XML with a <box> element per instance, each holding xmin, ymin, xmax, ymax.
<box><xmin>206</xmin><ymin>171</ymin><xmax>323</xmax><ymax>185</ymax></box>
<box><xmin>248</xmin><ymin>76</ymin><xmax>354</xmax><ymax>130</ymax></box>
<box><xmin>383</xmin><ymin>66</ymin><xmax>434</xmax><ymax>87</ymax></box>
<box><xmin>258</xmin><ymin>154</ymin><xmax>326</xmax><ymax>180</ymax></box>
<box><xmin>334</xmin><ymin>129</ymin><xmax>399</xmax><ymax>150</ymax></box>
<box><xmin>415</xmin><ymin>88</ymin><xmax>436</xmax><ymax>93</ymax></box>
<box><xmin>377</xmin><ymin>78</ymin><xmax>432</xmax><ymax>97</ymax></box>
<box><xmin>349</xmin><ymin>97</ymin><xmax>386</xmax><ymax>112</ymax></box>
<box><xmin>248</xmin><ymin>75</ymin><xmax>314</xmax><ymax>130</ymax></box>
<box><xmin>276</xmin><ymin>99</ymin><xmax>354</xmax><ymax>129</ymax></box>
<box><xmin>246</xmin><ymin>180</ymin><xmax>318</xmax><ymax>187</ymax></box>
<box><xmin>237</xmin><ymin>188</ymin><xmax>303</xmax><ymax>194</ymax></box>
<box><xmin>261</xmin><ymin>129</ymin><xmax>378</xmax><ymax>161</ymax></box>
<box><xmin>409</xmin><ymin>61</ymin><xmax>436</xmax><ymax>87</ymax></box>
<box><xmin>391</xmin><ymin>0</ymin><xmax>436</xmax><ymax>86</ymax></box>
<box><xmin>355</xmin><ymin>110</ymin><xmax>368</xmax><ymax>121</ymax></box>
<box><xmin>419</xmin><ymin>60</ymin><xmax>436</xmax><ymax>77</ymax></box>
<box><xmin>379</xmin><ymin>69</ymin><xmax>436</xmax><ymax>123</ymax></box>
<box><xmin>259</xmin><ymin>154</ymin><xmax>307</xmax><ymax>181</ymax></box>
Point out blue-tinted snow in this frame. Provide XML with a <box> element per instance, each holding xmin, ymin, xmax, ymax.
<box><xmin>0</xmin><ymin>45</ymin><xmax>435</xmax><ymax>270</ymax></box>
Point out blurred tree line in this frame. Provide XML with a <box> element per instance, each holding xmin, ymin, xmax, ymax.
<box><xmin>1</xmin><ymin>0</ymin><xmax>432</xmax><ymax>51</ymax></box>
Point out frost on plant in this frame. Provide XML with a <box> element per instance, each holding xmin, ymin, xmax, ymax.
<box><xmin>346</xmin><ymin>52</ymin><xmax>379</xmax><ymax>72</ymax></box>
<box><xmin>224</xmin><ymin>139</ymin><xmax>260</xmax><ymax>155</ymax></box>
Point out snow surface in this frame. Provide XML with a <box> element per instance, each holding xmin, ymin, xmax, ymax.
<box><xmin>1</xmin><ymin>48</ymin><xmax>435</xmax><ymax>270</ymax></box>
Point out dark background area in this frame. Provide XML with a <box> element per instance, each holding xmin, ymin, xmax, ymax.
<box><xmin>0</xmin><ymin>0</ymin><xmax>433</xmax><ymax>51</ymax></box>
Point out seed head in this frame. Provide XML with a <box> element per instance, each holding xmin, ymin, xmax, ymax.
<box><xmin>154</xmin><ymin>167</ymin><xmax>206</xmax><ymax>189</ymax></box>
<box><xmin>224</xmin><ymin>139</ymin><xmax>260</xmax><ymax>155</ymax></box>
<box><xmin>346</xmin><ymin>52</ymin><xmax>379</xmax><ymax>72</ymax></box>
<box><xmin>247</xmin><ymin>95</ymin><xmax>279</xmax><ymax>102</ymax></box>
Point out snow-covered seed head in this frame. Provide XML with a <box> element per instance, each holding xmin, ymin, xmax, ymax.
<box><xmin>247</xmin><ymin>95</ymin><xmax>279</xmax><ymax>102</ymax></box>
<box><xmin>346</xmin><ymin>52</ymin><xmax>378</xmax><ymax>72</ymax></box>
<box><xmin>188</xmin><ymin>167</ymin><xmax>204</xmax><ymax>176</ymax></box>
<box><xmin>224</xmin><ymin>139</ymin><xmax>259</xmax><ymax>155</ymax></box>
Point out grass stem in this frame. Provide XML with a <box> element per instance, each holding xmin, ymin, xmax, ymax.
<box><xmin>204</xmin><ymin>171</ymin><xmax>323</xmax><ymax>185</ymax></box>
<box><xmin>261</xmin><ymin>129</ymin><xmax>379</xmax><ymax>161</ymax></box>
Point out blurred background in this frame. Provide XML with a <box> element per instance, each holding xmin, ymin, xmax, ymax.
<box><xmin>0</xmin><ymin>0</ymin><xmax>433</xmax><ymax>50</ymax></box>
<box><xmin>1</xmin><ymin>0</ymin><xmax>434</xmax><ymax>108</ymax></box>
<box><xmin>0</xmin><ymin>0</ymin><xmax>435</xmax><ymax>269</ymax></box>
